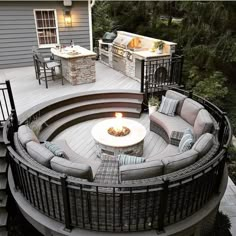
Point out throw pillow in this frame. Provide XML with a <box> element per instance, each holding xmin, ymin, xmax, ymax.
<box><xmin>179</xmin><ymin>128</ymin><xmax>194</xmax><ymax>153</ymax></box>
<box><xmin>158</xmin><ymin>96</ymin><xmax>178</xmax><ymax>116</ymax></box>
<box><xmin>117</xmin><ymin>154</ymin><xmax>145</xmax><ymax>166</ymax></box>
<box><xmin>44</xmin><ymin>141</ymin><xmax>65</xmax><ymax>157</ymax></box>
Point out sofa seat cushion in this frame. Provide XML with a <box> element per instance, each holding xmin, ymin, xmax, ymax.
<box><xmin>53</xmin><ymin>139</ymin><xmax>101</xmax><ymax>178</ymax></box>
<box><xmin>192</xmin><ymin>133</ymin><xmax>214</xmax><ymax>158</ymax></box>
<box><xmin>119</xmin><ymin>160</ymin><xmax>164</xmax><ymax>181</ymax></box>
<box><xmin>26</xmin><ymin>141</ymin><xmax>54</xmax><ymax>167</ymax></box>
<box><xmin>158</xmin><ymin>96</ymin><xmax>178</xmax><ymax>116</ymax></box>
<box><xmin>50</xmin><ymin>157</ymin><xmax>93</xmax><ymax>181</ymax></box>
<box><xmin>193</xmin><ymin>109</ymin><xmax>213</xmax><ymax>139</ymax></box>
<box><xmin>18</xmin><ymin>125</ymin><xmax>39</xmax><ymax>147</ymax></box>
<box><xmin>166</xmin><ymin>90</ymin><xmax>187</xmax><ymax>115</ymax></box>
<box><xmin>146</xmin><ymin>144</ymin><xmax>179</xmax><ymax>162</ymax></box>
<box><xmin>150</xmin><ymin>111</ymin><xmax>193</xmax><ymax>138</ymax></box>
<box><xmin>162</xmin><ymin>149</ymin><xmax>198</xmax><ymax>174</ymax></box>
<box><xmin>180</xmin><ymin>98</ymin><xmax>204</xmax><ymax>126</ymax></box>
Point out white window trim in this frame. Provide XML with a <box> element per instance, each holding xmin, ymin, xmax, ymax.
<box><xmin>33</xmin><ymin>9</ymin><xmax>60</xmax><ymax>49</ymax></box>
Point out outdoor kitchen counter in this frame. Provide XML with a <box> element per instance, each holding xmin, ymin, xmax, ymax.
<box><xmin>51</xmin><ymin>46</ymin><xmax>96</xmax><ymax>85</ymax></box>
<box><xmin>132</xmin><ymin>50</ymin><xmax>171</xmax><ymax>59</ymax></box>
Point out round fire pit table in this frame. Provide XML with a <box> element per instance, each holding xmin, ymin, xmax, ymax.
<box><xmin>91</xmin><ymin>118</ymin><xmax>146</xmax><ymax>157</ymax></box>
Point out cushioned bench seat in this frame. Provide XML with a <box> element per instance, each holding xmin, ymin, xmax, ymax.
<box><xmin>150</xmin><ymin>112</ymin><xmax>193</xmax><ymax>139</ymax></box>
<box><xmin>53</xmin><ymin>139</ymin><xmax>101</xmax><ymax>179</ymax></box>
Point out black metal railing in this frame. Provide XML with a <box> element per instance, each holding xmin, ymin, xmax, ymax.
<box><xmin>0</xmin><ymin>81</ymin><xmax>17</xmax><ymax>125</ymax></box>
<box><xmin>140</xmin><ymin>55</ymin><xmax>184</xmax><ymax>96</ymax></box>
<box><xmin>4</xmin><ymin>88</ymin><xmax>232</xmax><ymax>233</ymax></box>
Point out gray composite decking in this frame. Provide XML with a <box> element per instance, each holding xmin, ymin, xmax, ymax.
<box><xmin>53</xmin><ymin>114</ymin><xmax>168</xmax><ymax>161</ymax></box>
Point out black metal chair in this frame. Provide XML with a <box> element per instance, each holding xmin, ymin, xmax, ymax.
<box><xmin>33</xmin><ymin>51</ymin><xmax>63</xmax><ymax>89</ymax></box>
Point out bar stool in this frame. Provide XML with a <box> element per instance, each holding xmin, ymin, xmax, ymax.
<box><xmin>34</xmin><ymin>52</ymin><xmax>63</xmax><ymax>89</ymax></box>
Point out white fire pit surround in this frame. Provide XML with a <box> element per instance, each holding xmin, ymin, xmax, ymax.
<box><xmin>92</xmin><ymin>118</ymin><xmax>146</xmax><ymax>157</ymax></box>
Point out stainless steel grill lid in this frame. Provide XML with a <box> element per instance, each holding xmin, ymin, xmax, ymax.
<box><xmin>113</xmin><ymin>34</ymin><xmax>134</xmax><ymax>48</ymax></box>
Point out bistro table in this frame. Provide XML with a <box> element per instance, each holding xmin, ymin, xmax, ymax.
<box><xmin>51</xmin><ymin>46</ymin><xmax>96</xmax><ymax>85</ymax></box>
<box><xmin>91</xmin><ymin>118</ymin><xmax>146</xmax><ymax>157</ymax></box>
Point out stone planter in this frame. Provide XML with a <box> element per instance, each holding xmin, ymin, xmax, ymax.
<box><xmin>148</xmin><ymin>105</ymin><xmax>157</xmax><ymax>115</ymax></box>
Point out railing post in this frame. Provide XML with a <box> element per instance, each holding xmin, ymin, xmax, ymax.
<box><xmin>12</xmin><ymin>109</ymin><xmax>18</xmax><ymax>132</ymax></box>
<box><xmin>158</xmin><ymin>177</ymin><xmax>169</xmax><ymax>232</ymax></box>
<box><xmin>179</xmin><ymin>55</ymin><xmax>184</xmax><ymax>85</ymax></box>
<box><xmin>6</xmin><ymin>80</ymin><xmax>16</xmax><ymax>111</ymax></box>
<box><xmin>61</xmin><ymin>174</ymin><xmax>72</xmax><ymax>232</ymax></box>
<box><xmin>140</xmin><ymin>59</ymin><xmax>145</xmax><ymax>93</ymax></box>
<box><xmin>8</xmin><ymin>152</ymin><xmax>20</xmax><ymax>191</ymax></box>
<box><xmin>215</xmin><ymin>149</ymin><xmax>227</xmax><ymax>194</ymax></box>
<box><xmin>142</xmin><ymin>80</ymin><xmax>149</xmax><ymax>112</ymax></box>
<box><xmin>218</xmin><ymin>112</ymin><xmax>227</xmax><ymax>148</ymax></box>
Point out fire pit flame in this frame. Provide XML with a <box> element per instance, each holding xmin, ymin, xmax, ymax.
<box><xmin>108</xmin><ymin>112</ymin><xmax>130</xmax><ymax>137</ymax></box>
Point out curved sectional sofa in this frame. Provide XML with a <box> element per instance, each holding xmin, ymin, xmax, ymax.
<box><xmin>14</xmin><ymin>89</ymin><xmax>219</xmax><ymax>185</ymax></box>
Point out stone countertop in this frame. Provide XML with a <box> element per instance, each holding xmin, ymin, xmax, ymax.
<box><xmin>132</xmin><ymin>50</ymin><xmax>171</xmax><ymax>59</ymax></box>
<box><xmin>51</xmin><ymin>46</ymin><xmax>96</xmax><ymax>59</ymax></box>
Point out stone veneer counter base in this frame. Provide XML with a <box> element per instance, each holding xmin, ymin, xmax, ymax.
<box><xmin>51</xmin><ymin>46</ymin><xmax>96</xmax><ymax>85</ymax></box>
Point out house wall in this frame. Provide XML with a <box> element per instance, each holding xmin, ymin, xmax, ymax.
<box><xmin>0</xmin><ymin>1</ymin><xmax>90</xmax><ymax>69</ymax></box>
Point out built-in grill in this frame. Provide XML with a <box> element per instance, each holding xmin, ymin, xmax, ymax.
<box><xmin>112</xmin><ymin>33</ymin><xmax>143</xmax><ymax>73</ymax></box>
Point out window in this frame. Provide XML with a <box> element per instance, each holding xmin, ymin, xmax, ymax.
<box><xmin>34</xmin><ymin>9</ymin><xmax>59</xmax><ymax>48</ymax></box>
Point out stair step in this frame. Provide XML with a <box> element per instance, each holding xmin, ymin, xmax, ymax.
<box><xmin>0</xmin><ymin>209</ymin><xmax>8</xmax><ymax>227</ymax></box>
<box><xmin>0</xmin><ymin>160</ymin><xmax>7</xmax><ymax>174</ymax></box>
<box><xmin>0</xmin><ymin>144</ymin><xmax>6</xmax><ymax>159</ymax></box>
<box><xmin>0</xmin><ymin>177</ymin><xmax>7</xmax><ymax>191</ymax></box>
<box><xmin>0</xmin><ymin>230</ymin><xmax>8</xmax><ymax>236</ymax></box>
<box><xmin>39</xmin><ymin>107</ymin><xmax>141</xmax><ymax>141</ymax></box>
<box><xmin>19</xmin><ymin>90</ymin><xmax>144</xmax><ymax>123</ymax></box>
<box><xmin>31</xmin><ymin>97</ymin><xmax>143</xmax><ymax>131</ymax></box>
<box><xmin>0</xmin><ymin>193</ymin><xmax>8</xmax><ymax>208</ymax></box>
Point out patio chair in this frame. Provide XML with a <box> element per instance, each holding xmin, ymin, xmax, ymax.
<box><xmin>33</xmin><ymin>52</ymin><xmax>63</xmax><ymax>89</ymax></box>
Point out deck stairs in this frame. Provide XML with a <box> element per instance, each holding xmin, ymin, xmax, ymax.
<box><xmin>20</xmin><ymin>90</ymin><xmax>144</xmax><ymax>141</ymax></box>
<box><xmin>0</xmin><ymin>126</ymin><xmax>8</xmax><ymax>236</ymax></box>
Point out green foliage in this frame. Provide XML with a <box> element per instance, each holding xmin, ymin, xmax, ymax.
<box><xmin>148</xmin><ymin>96</ymin><xmax>160</xmax><ymax>107</ymax></box>
<box><xmin>192</xmin><ymin>71</ymin><xmax>228</xmax><ymax>106</ymax></box>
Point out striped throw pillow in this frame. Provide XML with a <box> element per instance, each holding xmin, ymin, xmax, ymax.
<box><xmin>44</xmin><ymin>141</ymin><xmax>65</xmax><ymax>157</ymax></box>
<box><xmin>179</xmin><ymin>129</ymin><xmax>194</xmax><ymax>153</ymax></box>
<box><xmin>158</xmin><ymin>96</ymin><xmax>178</xmax><ymax>116</ymax></box>
<box><xmin>117</xmin><ymin>154</ymin><xmax>145</xmax><ymax>166</ymax></box>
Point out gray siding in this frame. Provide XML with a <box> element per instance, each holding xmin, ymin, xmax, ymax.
<box><xmin>0</xmin><ymin>1</ymin><xmax>90</xmax><ymax>69</ymax></box>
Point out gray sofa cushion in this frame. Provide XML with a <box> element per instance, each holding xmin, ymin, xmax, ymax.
<box><xmin>26</xmin><ymin>141</ymin><xmax>54</xmax><ymax>167</ymax></box>
<box><xmin>193</xmin><ymin>109</ymin><xmax>213</xmax><ymax>139</ymax></box>
<box><xmin>150</xmin><ymin>111</ymin><xmax>193</xmax><ymax>138</ymax></box>
<box><xmin>50</xmin><ymin>157</ymin><xmax>93</xmax><ymax>181</ymax></box>
<box><xmin>119</xmin><ymin>160</ymin><xmax>164</xmax><ymax>181</ymax></box>
<box><xmin>117</xmin><ymin>154</ymin><xmax>145</xmax><ymax>166</ymax></box>
<box><xmin>146</xmin><ymin>144</ymin><xmax>179</xmax><ymax>162</ymax></box>
<box><xmin>53</xmin><ymin>139</ymin><xmax>101</xmax><ymax>178</ymax></box>
<box><xmin>192</xmin><ymin>133</ymin><xmax>214</xmax><ymax>158</ymax></box>
<box><xmin>162</xmin><ymin>149</ymin><xmax>198</xmax><ymax>174</ymax></box>
<box><xmin>166</xmin><ymin>90</ymin><xmax>187</xmax><ymax>115</ymax></box>
<box><xmin>18</xmin><ymin>125</ymin><xmax>39</xmax><ymax>147</ymax></box>
<box><xmin>158</xmin><ymin>96</ymin><xmax>178</xmax><ymax>116</ymax></box>
<box><xmin>180</xmin><ymin>98</ymin><xmax>204</xmax><ymax>126</ymax></box>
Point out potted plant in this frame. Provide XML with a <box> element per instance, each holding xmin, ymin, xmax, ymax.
<box><xmin>148</xmin><ymin>96</ymin><xmax>160</xmax><ymax>115</ymax></box>
<box><xmin>154</xmin><ymin>40</ymin><xmax>165</xmax><ymax>54</ymax></box>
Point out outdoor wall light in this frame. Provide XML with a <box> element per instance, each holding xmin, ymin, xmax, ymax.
<box><xmin>64</xmin><ymin>8</ymin><xmax>72</xmax><ymax>27</ymax></box>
